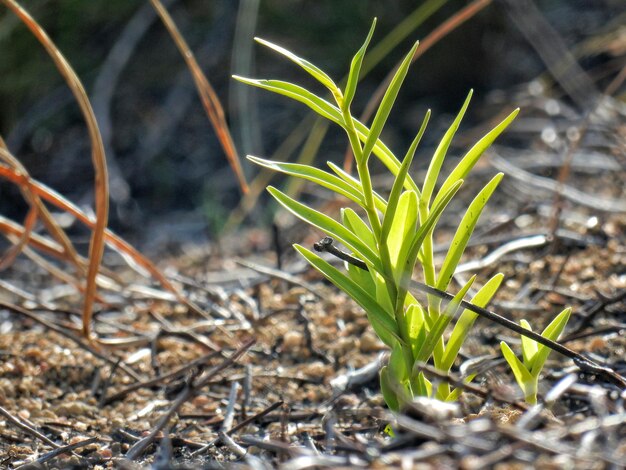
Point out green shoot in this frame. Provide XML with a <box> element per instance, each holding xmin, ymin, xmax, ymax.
<box><xmin>500</xmin><ymin>308</ymin><xmax>572</xmax><ymax>404</ymax></box>
<box><xmin>239</xmin><ymin>20</ymin><xmax>525</xmax><ymax>409</ymax></box>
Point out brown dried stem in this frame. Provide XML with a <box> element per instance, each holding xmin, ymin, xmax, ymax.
<box><xmin>1</xmin><ymin>0</ymin><xmax>110</xmax><ymax>340</ymax></box>
<box><xmin>150</xmin><ymin>0</ymin><xmax>248</xmax><ymax>194</ymax></box>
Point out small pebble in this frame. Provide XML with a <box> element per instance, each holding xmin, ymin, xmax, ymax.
<box><xmin>282</xmin><ymin>330</ymin><xmax>303</xmax><ymax>350</ymax></box>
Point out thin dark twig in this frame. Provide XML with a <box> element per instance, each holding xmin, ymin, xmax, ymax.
<box><xmin>313</xmin><ymin>237</ymin><xmax>626</xmax><ymax>389</ymax></box>
<box><xmin>229</xmin><ymin>400</ymin><xmax>284</xmax><ymax>435</ymax></box>
<box><xmin>0</xmin><ymin>405</ymin><xmax>59</xmax><ymax>449</ymax></box>
<box><xmin>102</xmin><ymin>349</ymin><xmax>222</xmax><ymax>405</ymax></box>
<box><xmin>235</xmin><ymin>258</ymin><xmax>324</xmax><ymax>297</ymax></box>
<box><xmin>190</xmin><ymin>400</ymin><xmax>284</xmax><ymax>457</ymax></box>
<box><xmin>125</xmin><ymin>338</ymin><xmax>254</xmax><ymax>460</ymax></box>
<box><xmin>33</xmin><ymin>436</ymin><xmax>98</xmax><ymax>465</ymax></box>
<box><xmin>222</xmin><ymin>381</ymin><xmax>241</xmax><ymax>432</ymax></box>
<box><xmin>568</xmin><ymin>289</ymin><xmax>626</xmax><ymax>336</ymax></box>
<box><xmin>297</xmin><ymin>297</ymin><xmax>334</xmax><ymax>364</ymax></box>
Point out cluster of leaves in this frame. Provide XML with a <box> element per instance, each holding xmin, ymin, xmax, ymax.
<box><xmin>237</xmin><ymin>21</ymin><xmax>567</xmax><ymax>408</ymax></box>
<box><xmin>500</xmin><ymin>308</ymin><xmax>571</xmax><ymax>404</ymax></box>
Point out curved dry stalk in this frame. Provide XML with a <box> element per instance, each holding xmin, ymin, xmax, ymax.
<box><xmin>0</xmin><ymin>205</ymin><xmax>38</xmax><ymax>270</ymax></box>
<box><xmin>11</xmin><ymin>239</ymin><xmax>110</xmax><ymax>305</ymax></box>
<box><xmin>0</xmin><ymin>146</ymin><xmax>85</xmax><ymax>272</ymax></box>
<box><xmin>0</xmin><ymin>218</ymin><xmax>115</xmax><ymax>303</ymax></box>
<box><xmin>0</xmin><ymin>140</ymin><xmax>41</xmax><ymax>270</ymax></box>
<box><xmin>1</xmin><ymin>0</ymin><xmax>110</xmax><ymax>340</ymax></box>
<box><xmin>0</xmin><ymin>214</ymin><xmax>68</xmax><ymax>259</ymax></box>
<box><xmin>0</xmin><ymin>164</ymin><xmax>206</xmax><ymax>317</ymax></box>
<box><xmin>150</xmin><ymin>0</ymin><xmax>249</xmax><ymax>195</ymax></box>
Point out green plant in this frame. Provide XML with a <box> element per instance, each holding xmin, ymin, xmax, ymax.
<box><xmin>500</xmin><ymin>308</ymin><xmax>571</xmax><ymax>404</ymax></box>
<box><xmin>236</xmin><ymin>20</ymin><xmax>519</xmax><ymax>410</ymax></box>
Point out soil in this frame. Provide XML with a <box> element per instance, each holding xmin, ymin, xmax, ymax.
<box><xmin>0</xmin><ymin>93</ymin><xmax>625</xmax><ymax>469</ymax></box>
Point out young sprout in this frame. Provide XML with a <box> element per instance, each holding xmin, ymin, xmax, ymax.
<box><xmin>237</xmin><ymin>19</ymin><xmax>521</xmax><ymax>409</ymax></box>
<box><xmin>500</xmin><ymin>308</ymin><xmax>572</xmax><ymax>404</ymax></box>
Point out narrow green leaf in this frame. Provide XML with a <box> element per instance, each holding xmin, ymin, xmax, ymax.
<box><xmin>389</xmin><ymin>340</ymin><xmax>410</xmax><ymax>382</ymax></box>
<box><xmin>400</xmin><ymin>180</ymin><xmax>464</xmax><ymax>292</ymax></box>
<box><xmin>436</xmin><ymin>173</ymin><xmax>503</xmax><ymax>291</ymax></box>
<box><xmin>254</xmin><ymin>38</ymin><xmax>338</xmax><ymax>93</ymax></box>
<box><xmin>421</xmin><ymin>90</ymin><xmax>473</xmax><ymax>209</ymax></box>
<box><xmin>361</xmin><ymin>40</ymin><xmax>420</xmax><ymax>164</ymax></box>
<box><xmin>386</xmin><ymin>190</ymin><xmax>418</xmax><ymax>279</ymax></box>
<box><xmin>248</xmin><ymin>156</ymin><xmax>365</xmax><ymax>207</ymax></box>
<box><xmin>343</xmin><ymin>19</ymin><xmax>377</xmax><ymax>111</ymax></box>
<box><xmin>520</xmin><ymin>319</ymin><xmax>538</xmax><ymax>367</ymax></box>
<box><xmin>530</xmin><ymin>308</ymin><xmax>571</xmax><ymax>376</ymax></box>
<box><xmin>410</xmin><ymin>371</ymin><xmax>432</xmax><ymax>397</ymax></box>
<box><xmin>500</xmin><ymin>341</ymin><xmax>535</xmax><ymax>401</ymax></box>
<box><xmin>295</xmin><ymin>245</ymin><xmax>400</xmax><ymax>346</ymax></box>
<box><xmin>352</xmin><ymin>121</ymin><xmax>420</xmax><ymax>194</ymax></box>
<box><xmin>404</xmin><ymin>303</ymin><xmax>426</xmax><ymax>359</ymax></box>
<box><xmin>441</xmin><ymin>273</ymin><xmax>504</xmax><ymax>371</ymax></box>
<box><xmin>342</xmin><ymin>208</ymin><xmax>376</xmax><ymax>251</ymax></box>
<box><xmin>326</xmin><ymin>161</ymin><xmax>387</xmax><ymax>213</ymax></box>
<box><xmin>435</xmin><ymin>108</ymin><xmax>519</xmax><ymax>207</ymax></box>
<box><xmin>346</xmin><ymin>261</ymin><xmax>376</xmax><ymax>295</ymax></box>
<box><xmin>380</xmin><ymin>366</ymin><xmax>400</xmax><ymax>411</ymax></box>
<box><xmin>372</xmin><ymin>269</ymin><xmax>394</xmax><ymax>314</ymax></box>
<box><xmin>235</xmin><ymin>77</ymin><xmax>418</xmax><ymax>195</ymax></box>
<box><xmin>233</xmin><ymin>77</ymin><xmax>342</xmax><ymax>125</ymax></box>
<box><xmin>268</xmin><ymin>186</ymin><xmax>384</xmax><ymax>273</ymax></box>
<box><xmin>381</xmin><ymin>110</ymin><xmax>430</xmax><ymax>244</ymax></box>
<box><xmin>415</xmin><ymin>276</ymin><xmax>476</xmax><ymax>363</ymax></box>
<box><xmin>540</xmin><ymin>307</ymin><xmax>572</xmax><ymax>340</ymax></box>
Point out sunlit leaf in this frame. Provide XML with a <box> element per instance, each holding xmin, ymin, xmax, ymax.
<box><xmin>386</xmin><ymin>190</ymin><xmax>417</xmax><ymax>280</ymax></box>
<box><xmin>295</xmin><ymin>245</ymin><xmax>400</xmax><ymax>346</ymax></box>
<box><xmin>435</xmin><ymin>108</ymin><xmax>519</xmax><ymax>207</ymax></box>
<box><xmin>520</xmin><ymin>319</ymin><xmax>537</xmax><ymax>367</ymax></box>
<box><xmin>233</xmin><ymin>77</ymin><xmax>342</xmax><ymax>125</ymax></box>
<box><xmin>346</xmin><ymin>261</ymin><xmax>376</xmax><ymax>294</ymax></box>
<box><xmin>361</xmin><ymin>40</ymin><xmax>420</xmax><ymax>164</ymax></box>
<box><xmin>400</xmin><ymin>180</ymin><xmax>464</xmax><ymax>292</ymax></box>
<box><xmin>342</xmin><ymin>207</ymin><xmax>376</xmax><ymax>251</ymax></box>
<box><xmin>441</xmin><ymin>273</ymin><xmax>504</xmax><ymax>371</ymax></box>
<box><xmin>255</xmin><ymin>38</ymin><xmax>338</xmax><ymax>93</ymax></box>
<box><xmin>415</xmin><ymin>276</ymin><xmax>475</xmax><ymax>363</ymax></box>
<box><xmin>343</xmin><ymin>19</ymin><xmax>377</xmax><ymax>111</ymax></box>
<box><xmin>268</xmin><ymin>187</ymin><xmax>383</xmax><ymax>273</ymax></box>
<box><xmin>404</xmin><ymin>303</ymin><xmax>426</xmax><ymax>359</ymax></box>
<box><xmin>500</xmin><ymin>341</ymin><xmax>535</xmax><ymax>401</ymax></box>
<box><xmin>248</xmin><ymin>156</ymin><xmax>365</xmax><ymax>206</ymax></box>
<box><xmin>381</xmin><ymin>110</ymin><xmax>430</xmax><ymax>244</ymax></box>
<box><xmin>530</xmin><ymin>308</ymin><xmax>571</xmax><ymax>376</ymax></box>
<box><xmin>436</xmin><ymin>173</ymin><xmax>503</xmax><ymax>290</ymax></box>
<box><xmin>421</xmin><ymin>90</ymin><xmax>472</xmax><ymax>210</ymax></box>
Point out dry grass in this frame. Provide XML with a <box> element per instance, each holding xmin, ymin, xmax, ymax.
<box><xmin>0</xmin><ymin>0</ymin><xmax>247</xmax><ymax>341</ymax></box>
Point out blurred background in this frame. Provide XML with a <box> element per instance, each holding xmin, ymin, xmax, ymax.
<box><xmin>0</xmin><ymin>0</ymin><xmax>624</xmax><ymax>253</ymax></box>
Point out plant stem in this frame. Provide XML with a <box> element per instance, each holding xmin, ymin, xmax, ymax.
<box><xmin>340</xmin><ymin>107</ymin><xmax>382</xmax><ymax>240</ymax></box>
